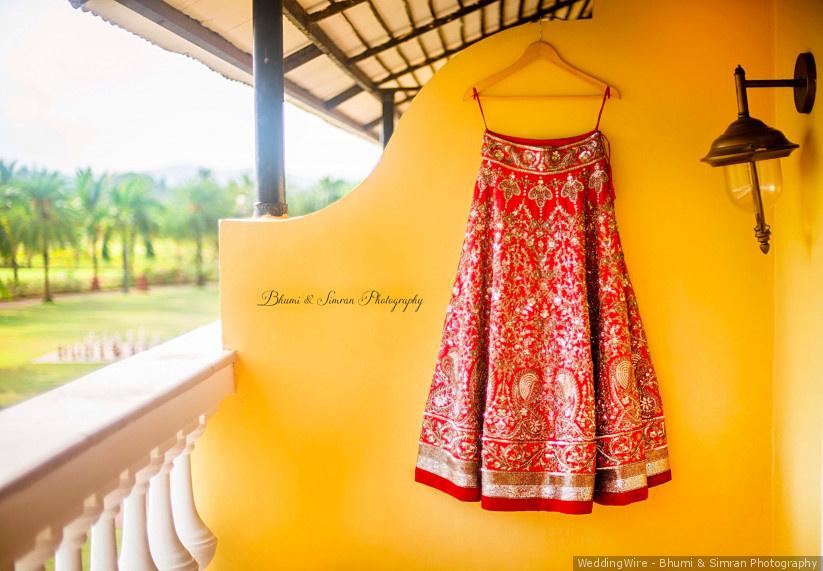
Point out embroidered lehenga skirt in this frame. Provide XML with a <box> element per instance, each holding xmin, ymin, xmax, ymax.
<box><xmin>415</xmin><ymin>128</ymin><xmax>671</xmax><ymax>514</ymax></box>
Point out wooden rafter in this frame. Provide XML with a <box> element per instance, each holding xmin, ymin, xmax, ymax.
<box><xmin>324</xmin><ymin>85</ymin><xmax>364</xmax><ymax>109</ymax></box>
<box><xmin>376</xmin><ymin>0</ymin><xmax>589</xmax><ymax>87</ymax></box>
<box><xmin>338</xmin><ymin>10</ymin><xmax>415</xmax><ymax>105</ymax></box>
<box><xmin>432</xmin><ymin>0</ymin><xmax>456</xmax><ymax>54</ymax></box>
<box><xmin>348</xmin><ymin>0</ymin><xmax>498</xmax><ymax>63</ymax></box>
<box><xmin>455</xmin><ymin>0</ymin><xmax>468</xmax><ymax>46</ymax></box>
<box><xmin>307</xmin><ymin>0</ymin><xmax>369</xmax><ymax>21</ymax></box>
<box><xmin>284</xmin><ymin>44</ymin><xmax>322</xmax><ymax>72</ymax></box>
<box><xmin>401</xmin><ymin>0</ymin><xmax>439</xmax><ymax>77</ymax></box>
<box><xmin>282</xmin><ymin>0</ymin><xmax>381</xmax><ymax>95</ymax></box>
<box><xmin>364</xmin><ymin>2</ymin><xmax>423</xmax><ymax>88</ymax></box>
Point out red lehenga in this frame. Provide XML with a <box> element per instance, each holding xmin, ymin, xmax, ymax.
<box><xmin>414</xmin><ymin>88</ymin><xmax>671</xmax><ymax>514</ymax></box>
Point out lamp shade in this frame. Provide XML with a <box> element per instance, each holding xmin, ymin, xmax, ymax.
<box><xmin>701</xmin><ymin>115</ymin><xmax>799</xmax><ymax>167</ymax></box>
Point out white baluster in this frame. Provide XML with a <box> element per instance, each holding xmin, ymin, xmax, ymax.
<box><xmin>55</xmin><ymin>496</ymin><xmax>102</xmax><ymax>571</ymax></box>
<box><xmin>119</xmin><ymin>453</ymin><xmax>162</xmax><ymax>571</ymax></box>
<box><xmin>171</xmin><ymin>419</ymin><xmax>217</xmax><ymax>569</ymax></box>
<box><xmin>15</xmin><ymin>527</ymin><xmax>61</xmax><ymax>571</ymax></box>
<box><xmin>147</xmin><ymin>438</ymin><xmax>197</xmax><ymax>571</ymax></box>
<box><xmin>90</xmin><ymin>471</ymin><xmax>133</xmax><ymax>571</ymax></box>
<box><xmin>90</xmin><ymin>509</ymin><xmax>117</xmax><ymax>571</ymax></box>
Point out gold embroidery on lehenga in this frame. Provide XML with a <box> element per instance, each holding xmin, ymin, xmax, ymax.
<box><xmin>498</xmin><ymin>176</ymin><xmax>521</xmax><ymax>203</ymax></box>
<box><xmin>417</xmin><ymin>129</ymin><xmax>670</xmax><ymax>507</ymax></box>
<box><xmin>561</xmin><ymin>173</ymin><xmax>584</xmax><ymax>202</ymax></box>
<box><xmin>527</xmin><ymin>179</ymin><xmax>552</xmax><ymax>210</ymax></box>
<box><xmin>588</xmin><ymin>164</ymin><xmax>609</xmax><ymax>196</ymax></box>
<box><xmin>476</xmin><ymin>165</ymin><xmax>497</xmax><ymax>192</ymax></box>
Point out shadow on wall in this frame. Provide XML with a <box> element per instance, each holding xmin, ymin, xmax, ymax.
<box><xmin>798</xmin><ymin>128</ymin><xmax>820</xmax><ymax>251</ymax></box>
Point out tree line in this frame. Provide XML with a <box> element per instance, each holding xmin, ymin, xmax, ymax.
<box><xmin>0</xmin><ymin>160</ymin><xmax>355</xmax><ymax>303</ymax></box>
<box><xmin>0</xmin><ymin>161</ymin><xmax>251</xmax><ymax>302</ymax></box>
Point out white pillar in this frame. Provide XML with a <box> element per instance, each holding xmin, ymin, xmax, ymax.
<box><xmin>91</xmin><ymin>471</ymin><xmax>132</xmax><ymax>571</ymax></box>
<box><xmin>89</xmin><ymin>511</ymin><xmax>117</xmax><ymax>571</ymax></box>
<box><xmin>147</xmin><ymin>438</ymin><xmax>197</xmax><ymax>571</ymax></box>
<box><xmin>171</xmin><ymin>420</ymin><xmax>217</xmax><ymax>570</ymax></box>
<box><xmin>55</xmin><ymin>496</ymin><xmax>102</xmax><ymax>571</ymax></box>
<box><xmin>119</xmin><ymin>455</ymin><xmax>161</xmax><ymax>571</ymax></box>
<box><xmin>54</xmin><ymin>524</ymin><xmax>85</xmax><ymax>571</ymax></box>
<box><xmin>15</xmin><ymin>527</ymin><xmax>61</xmax><ymax>571</ymax></box>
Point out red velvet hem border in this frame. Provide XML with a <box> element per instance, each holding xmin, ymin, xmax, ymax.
<box><xmin>481</xmin><ymin>495</ymin><xmax>593</xmax><ymax>514</ymax></box>
<box><xmin>648</xmin><ymin>469</ymin><xmax>673</xmax><ymax>488</ymax></box>
<box><xmin>593</xmin><ymin>470</ymin><xmax>672</xmax><ymax>506</ymax></box>
<box><xmin>414</xmin><ymin>467</ymin><xmax>481</xmax><ymax>502</ymax></box>
<box><xmin>593</xmin><ymin>486</ymin><xmax>648</xmax><ymax>506</ymax></box>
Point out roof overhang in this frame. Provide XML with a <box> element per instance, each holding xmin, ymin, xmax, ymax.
<box><xmin>68</xmin><ymin>0</ymin><xmax>592</xmax><ymax>142</ymax></box>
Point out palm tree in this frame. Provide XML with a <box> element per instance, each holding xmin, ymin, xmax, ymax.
<box><xmin>73</xmin><ymin>168</ymin><xmax>110</xmax><ymax>290</ymax></box>
<box><xmin>166</xmin><ymin>169</ymin><xmax>232</xmax><ymax>286</ymax></box>
<box><xmin>106</xmin><ymin>174</ymin><xmax>159</xmax><ymax>293</ymax></box>
<box><xmin>288</xmin><ymin>176</ymin><xmax>354</xmax><ymax>216</ymax></box>
<box><xmin>0</xmin><ymin>161</ymin><xmax>27</xmax><ymax>288</ymax></box>
<box><xmin>18</xmin><ymin>168</ymin><xmax>76</xmax><ymax>302</ymax></box>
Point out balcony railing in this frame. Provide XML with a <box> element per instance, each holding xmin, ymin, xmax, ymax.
<box><xmin>0</xmin><ymin>323</ymin><xmax>235</xmax><ymax>571</ymax></box>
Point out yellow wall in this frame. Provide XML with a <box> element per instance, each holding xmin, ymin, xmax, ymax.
<box><xmin>772</xmin><ymin>0</ymin><xmax>823</xmax><ymax>555</ymax></box>
<box><xmin>199</xmin><ymin>1</ymin><xmax>784</xmax><ymax>568</ymax></box>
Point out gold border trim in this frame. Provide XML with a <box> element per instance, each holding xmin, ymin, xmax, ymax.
<box><xmin>481</xmin><ymin>469</ymin><xmax>595</xmax><ymax>501</ymax></box>
<box><xmin>595</xmin><ymin>446</ymin><xmax>670</xmax><ymax>493</ymax></box>
<box><xmin>484</xmin><ymin>130</ymin><xmax>601</xmax><ymax>152</ymax></box>
<box><xmin>416</xmin><ymin>442</ymin><xmax>479</xmax><ymax>488</ymax></box>
<box><xmin>481</xmin><ymin>156</ymin><xmax>605</xmax><ymax>176</ymax></box>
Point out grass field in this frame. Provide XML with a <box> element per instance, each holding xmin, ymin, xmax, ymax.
<box><xmin>0</xmin><ymin>284</ymin><xmax>219</xmax><ymax>408</ymax></box>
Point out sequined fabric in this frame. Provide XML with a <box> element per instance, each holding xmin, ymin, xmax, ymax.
<box><xmin>415</xmin><ymin>128</ymin><xmax>671</xmax><ymax>514</ymax></box>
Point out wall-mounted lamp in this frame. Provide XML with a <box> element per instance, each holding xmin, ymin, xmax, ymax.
<box><xmin>702</xmin><ymin>53</ymin><xmax>816</xmax><ymax>254</ymax></box>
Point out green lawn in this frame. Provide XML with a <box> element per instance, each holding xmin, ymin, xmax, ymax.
<box><xmin>0</xmin><ymin>284</ymin><xmax>219</xmax><ymax>408</ymax></box>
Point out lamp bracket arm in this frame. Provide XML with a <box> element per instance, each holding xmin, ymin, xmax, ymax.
<box><xmin>744</xmin><ymin>78</ymin><xmax>805</xmax><ymax>89</ymax></box>
<box><xmin>735</xmin><ymin>53</ymin><xmax>815</xmax><ymax>115</ymax></box>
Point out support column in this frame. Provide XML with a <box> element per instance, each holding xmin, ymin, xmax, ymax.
<box><xmin>380</xmin><ymin>90</ymin><xmax>395</xmax><ymax>148</ymax></box>
<box><xmin>253</xmin><ymin>0</ymin><xmax>288</xmax><ymax>217</ymax></box>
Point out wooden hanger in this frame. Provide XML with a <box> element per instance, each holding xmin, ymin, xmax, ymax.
<box><xmin>462</xmin><ymin>26</ymin><xmax>621</xmax><ymax>101</ymax></box>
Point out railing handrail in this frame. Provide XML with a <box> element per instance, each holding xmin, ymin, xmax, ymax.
<box><xmin>0</xmin><ymin>321</ymin><xmax>235</xmax><ymax>568</ymax></box>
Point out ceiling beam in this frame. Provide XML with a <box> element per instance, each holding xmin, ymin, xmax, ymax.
<box><xmin>323</xmin><ymin>85</ymin><xmax>364</xmax><ymax>109</ymax></box>
<box><xmin>285</xmin><ymin>79</ymin><xmax>378</xmax><ymax>141</ymax></box>
<box><xmin>308</xmin><ymin>0</ymin><xmax>369</xmax><ymax>21</ymax></box>
<box><xmin>284</xmin><ymin>44</ymin><xmax>323</xmax><ymax>72</ymax></box>
<box><xmin>348</xmin><ymin>0</ymin><xmax>499</xmax><ymax>63</ymax></box>
<box><xmin>282</xmin><ymin>0</ymin><xmax>381</xmax><ymax>96</ymax></box>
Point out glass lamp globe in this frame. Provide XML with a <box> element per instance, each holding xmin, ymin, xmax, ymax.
<box><xmin>723</xmin><ymin>158</ymin><xmax>783</xmax><ymax>212</ymax></box>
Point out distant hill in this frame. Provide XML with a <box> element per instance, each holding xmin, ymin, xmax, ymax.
<box><xmin>145</xmin><ymin>165</ymin><xmax>252</xmax><ymax>187</ymax></box>
<box><xmin>143</xmin><ymin>165</ymin><xmax>338</xmax><ymax>192</ymax></box>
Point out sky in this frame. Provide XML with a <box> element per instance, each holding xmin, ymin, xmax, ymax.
<box><xmin>0</xmin><ymin>0</ymin><xmax>382</xmax><ymax>184</ymax></box>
